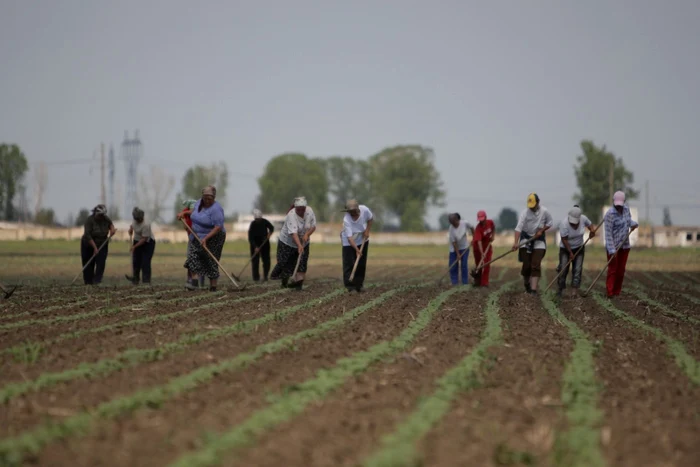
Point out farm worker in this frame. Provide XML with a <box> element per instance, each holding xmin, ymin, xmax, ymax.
<box><xmin>447</xmin><ymin>213</ymin><xmax>474</xmax><ymax>285</ymax></box>
<box><xmin>472</xmin><ymin>210</ymin><xmax>495</xmax><ymax>287</ymax></box>
<box><xmin>272</xmin><ymin>196</ymin><xmax>317</xmax><ymax>290</ymax></box>
<box><xmin>178</xmin><ymin>186</ymin><xmax>226</xmax><ymax>292</ymax></box>
<box><xmin>248</xmin><ymin>209</ymin><xmax>275</xmax><ymax>282</ymax></box>
<box><xmin>80</xmin><ymin>204</ymin><xmax>116</xmax><ymax>285</ymax></box>
<box><xmin>556</xmin><ymin>206</ymin><xmax>596</xmax><ymax>297</ymax></box>
<box><xmin>125</xmin><ymin>207</ymin><xmax>156</xmax><ymax>285</ymax></box>
<box><xmin>512</xmin><ymin>193</ymin><xmax>553</xmax><ymax>295</ymax></box>
<box><xmin>340</xmin><ymin>199</ymin><xmax>374</xmax><ymax>293</ymax></box>
<box><xmin>604</xmin><ymin>191</ymin><xmax>638</xmax><ymax>297</ymax></box>
<box><xmin>179</xmin><ymin>199</ymin><xmax>202</xmax><ymax>287</ymax></box>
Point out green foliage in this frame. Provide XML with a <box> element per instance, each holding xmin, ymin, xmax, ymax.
<box><xmin>256</xmin><ymin>153</ymin><xmax>330</xmax><ymax>220</ymax></box>
<box><xmin>540</xmin><ymin>290</ymin><xmax>605</xmax><ymax>467</ymax></box>
<box><xmin>0</xmin><ymin>143</ymin><xmax>29</xmax><ymax>221</ymax></box>
<box><xmin>437</xmin><ymin>212</ymin><xmax>451</xmax><ymax>230</ymax></box>
<box><xmin>497</xmin><ymin>207</ymin><xmax>518</xmax><ymax>232</ymax></box>
<box><xmin>74</xmin><ymin>208</ymin><xmax>90</xmax><ymax>227</ymax></box>
<box><xmin>573</xmin><ymin>140</ymin><xmax>638</xmax><ymax>223</ymax></box>
<box><xmin>322</xmin><ymin>156</ymin><xmax>375</xmax><ymax>223</ymax></box>
<box><xmin>34</xmin><ymin>208</ymin><xmax>56</xmax><ymax>226</ymax></box>
<box><xmin>663</xmin><ymin>206</ymin><xmax>672</xmax><ymax>226</ymax></box>
<box><xmin>368</xmin><ymin>145</ymin><xmax>445</xmax><ymax>232</ymax></box>
<box><xmin>174</xmin><ymin>162</ymin><xmax>230</xmax><ymax>216</ymax></box>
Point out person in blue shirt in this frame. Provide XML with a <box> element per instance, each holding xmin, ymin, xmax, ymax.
<box><xmin>179</xmin><ymin>186</ymin><xmax>226</xmax><ymax>291</ymax></box>
<box><xmin>604</xmin><ymin>191</ymin><xmax>638</xmax><ymax>297</ymax></box>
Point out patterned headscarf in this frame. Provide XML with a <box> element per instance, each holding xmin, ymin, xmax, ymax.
<box><xmin>202</xmin><ymin>186</ymin><xmax>216</xmax><ymax>197</ymax></box>
<box><xmin>182</xmin><ymin>199</ymin><xmax>197</xmax><ymax>210</ymax></box>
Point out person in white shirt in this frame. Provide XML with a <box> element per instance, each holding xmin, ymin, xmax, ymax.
<box><xmin>340</xmin><ymin>199</ymin><xmax>373</xmax><ymax>292</ymax></box>
<box><xmin>126</xmin><ymin>207</ymin><xmax>155</xmax><ymax>285</ymax></box>
<box><xmin>512</xmin><ymin>193</ymin><xmax>554</xmax><ymax>295</ymax></box>
<box><xmin>271</xmin><ymin>196</ymin><xmax>317</xmax><ymax>290</ymax></box>
<box><xmin>447</xmin><ymin>213</ymin><xmax>474</xmax><ymax>285</ymax></box>
<box><xmin>556</xmin><ymin>205</ymin><xmax>597</xmax><ymax>297</ymax></box>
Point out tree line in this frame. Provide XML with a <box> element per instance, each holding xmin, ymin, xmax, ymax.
<box><xmin>1</xmin><ymin>140</ymin><xmax>647</xmax><ymax>231</ymax></box>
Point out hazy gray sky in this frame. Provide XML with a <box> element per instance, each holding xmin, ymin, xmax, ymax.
<box><xmin>2</xmin><ymin>0</ymin><xmax>699</xmax><ymax>226</ymax></box>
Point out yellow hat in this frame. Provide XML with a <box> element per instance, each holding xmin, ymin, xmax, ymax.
<box><xmin>527</xmin><ymin>193</ymin><xmax>539</xmax><ymax>208</ymax></box>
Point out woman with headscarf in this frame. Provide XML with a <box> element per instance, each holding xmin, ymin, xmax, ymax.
<box><xmin>340</xmin><ymin>199</ymin><xmax>373</xmax><ymax>292</ymax></box>
<box><xmin>271</xmin><ymin>196</ymin><xmax>316</xmax><ymax>290</ymax></box>
<box><xmin>178</xmin><ymin>186</ymin><xmax>226</xmax><ymax>291</ymax></box>
<box><xmin>125</xmin><ymin>207</ymin><xmax>156</xmax><ymax>285</ymax></box>
<box><xmin>80</xmin><ymin>204</ymin><xmax>116</xmax><ymax>285</ymax></box>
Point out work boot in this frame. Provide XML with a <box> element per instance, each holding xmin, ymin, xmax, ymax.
<box><xmin>524</xmin><ymin>279</ymin><xmax>532</xmax><ymax>294</ymax></box>
<box><xmin>289</xmin><ymin>280</ymin><xmax>303</xmax><ymax>291</ymax></box>
<box><xmin>556</xmin><ymin>288</ymin><xmax>563</xmax><ymax>298</ymax></box>
<box><xmin>281</xmin><ymin>276</ymin><xmax>289</xmax><ymax>288</ymax></box>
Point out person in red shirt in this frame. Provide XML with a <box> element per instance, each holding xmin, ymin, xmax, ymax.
<box><xmin>472</xmin><ymin>210</ymin><xmax>495</xmax><ymax>287</ymax></box>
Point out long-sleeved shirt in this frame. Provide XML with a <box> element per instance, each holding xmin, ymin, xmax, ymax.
<box><xmin>515</xmin><ymin>206</ymin><xmax>554</xmax><ymax>250</ymax></box>
<box><xmin>82</xmin><ymin>214</ymin><xmax>114</xmax><ymax>245</ymax></box>
<box><xmin>473</xmin><ymin>220</ymin><xmax>496</xmax><ymax>248</ymax></box>
<box><xmin>190</xmin><ymin>200</ymin><xmax>226</xmax><ymax>239</ymax></box>
<box><xmin>279</xmin><ymin>207</ymin><xmax>317</xmax><ymax>248</ymax></box>
<box><xmin>340</xmin><ymin>205</ymin><xmax>373</xmax><ymax>247</ymax></box>
<box><xmin>248</xmin><ymin>218</ymin><xmax>274</xmax><ymax>245</ymax></box>
<box><xmin>604</xmin><ymin>205</ymin><xmax>638</xmax><ymax>254</ymax></box>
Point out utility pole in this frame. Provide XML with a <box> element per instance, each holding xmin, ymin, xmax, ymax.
<box><xmin>100</xmin><ymin>143</ymin><xmax>106</xmax><ymax>206</ymax></box>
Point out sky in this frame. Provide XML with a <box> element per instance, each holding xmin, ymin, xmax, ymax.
<box><xmin>2</xmin><ymin>0</ymin><xmax>699</xmax><ymax>227</ymax></box>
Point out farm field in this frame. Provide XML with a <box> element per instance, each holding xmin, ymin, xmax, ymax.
<box><xmin>1</xmin><ymin>241</ymin><xmax>700</xmax><ymax>466</ymax></box>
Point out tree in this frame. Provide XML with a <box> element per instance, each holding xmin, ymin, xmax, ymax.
<box><xmin>663</xmin><ymin>206</ymin><xmax>672</xmax><ymax>226</ymax></box>
<box><xmin>174</xmin><ymin>162</ymin><xmax>229</xmax><ymax>219</ymax></box>
<box><xmin>257</xmin><ymin>153</ymin><xmax>329</xmax><ymax>220</ymax></box>
<box><xmin>0</xmin><ymin>144</ymin><xmax>29</xmax><ymax>221</ymax></box>
<box><xmin>438</xmin><ymin>212</ymin><xmax>451</xmax><ymax>230</ymax></box>
<box><xmin>139</xmin><ymin>165</ymin><xmax>175</xmax><ymax>223</ymax></box>
<box><xmin>367</xmin><ymin>145</ymin><xmax>445</xmax><ymax>232</ymax></box>
<box><xmin>34</xmin><ymin>208</ymin><xmax>55</xmax><ymax>226</ymax></box>
<box><xmin>322</xmin><ymin>156</ymin><xmax>375</xmax><ymax>222</ymax></box>
<box><xmin>573</xmin><ymin>140</ymin><xmax>639</xmax><ymax>223</ymax></box>
<box><xmin>75</xmin><ymin>208</ymin><xmax>90</xmax><ymax>227</ymax></box>
<box><xmin>497</xmin><ymin>207</ymin><xmax>518</xmax><ymax>232</ymax></box>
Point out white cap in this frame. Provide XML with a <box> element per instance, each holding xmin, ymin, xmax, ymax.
<box><xmin>613</xmin><ymin>191</ymin><xmax>626</xmax><ymax>206</ymax></box>
<box><xmin>253</xmin><ymin>209</ymin><xmax>262</xmax><ymax>219</ymax></box>
<box><xmin>294</xmin><ymin>196</ymin><xmax>307</xmax><ymax>207</ymax></box>
<box><xmin>568</xmin><ymin>206</ymin><xmax>582</xmax><ymax>224</ymax></box>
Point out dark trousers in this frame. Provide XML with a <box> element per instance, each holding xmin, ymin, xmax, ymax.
<box><xmin>81</xmin><ymin>240</ymin><xmax>109</xmax><ymax>285</ymax></box>
<box><xmin>250</xmin><ymin>239</ymin><xmax>271</xmax><ymax>281</ymax></box>
<box><xmin>132</xmin><ymin>239</ymin><xmax>156</xmax><ymax>284</ymax></box>
<box><xmin>557</xmin><ymin>246</ymin><xmax>584</xmax><ymax>290</ymax></box>
<box><xmin>520</xmin><ymin>248</ymin><xmax>546</xmax><ymax>278</ymax></box>
<box><xmin>342</xmin><ymin>241</ymin><xmax>369</xmax><ymax>289</ymax></box>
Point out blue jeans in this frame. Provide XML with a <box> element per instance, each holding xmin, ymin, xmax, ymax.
<box><xmin>449</xmin><ymin>248</ymin><xmax>469</xmax><ymax>285</ymax></box>
<box><xmin>558</xmin><ymin>246</ymin><xmax>584</xmax><ymax>290</ymax></box>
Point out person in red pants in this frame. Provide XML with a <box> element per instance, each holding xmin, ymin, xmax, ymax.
<box><xmin>604</xmin><ymin>191</ymin><xmax>638</xmax><ymax>297</ymax></box>
<box><xmin>472</xmin><ymin>210</ymin><xmax>495</xmax><ymax>287</ymax></box>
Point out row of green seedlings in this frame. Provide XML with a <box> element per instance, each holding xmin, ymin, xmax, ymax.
<box><xmin>642</xmin><ymin>271</ymin><xmax>700</xmax><ymax>295</ymax></box>
<box><xmin>1</xmin><ymin>288</ymin><xmax>289</xmax><ymax>365</ymax></box>
<box><xmin>0</xmin><ymin>281</ymin><xmax>431</xmax><ymax>465</ymax></box>
<box><xmin>583</xmin><ymin>276</ymin><xmax>700</xmax><ymax>385</ymax></box>
<box><xmin>0</xmin><ymin>270</ymin><xmax>428</xmax><ymax>365</ymax></box>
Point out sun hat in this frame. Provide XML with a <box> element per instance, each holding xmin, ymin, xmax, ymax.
<box><xmin>568</xmin><ymin>206</ymin><xmax>582</xmax><ymax>224</ymax></box>
<box><xmin>342</xmin><ymin>199</ymin><xmax>359</xmax><ymax>212</ymax></box>
<box><xmin>527</xmin><ymin>193</ymin><xmax>539</xmax><ymax>209</ymax></box>
<box><xmin>253</xmin><ymin>209</ymin><xmax>262</xmax><ymax>219</ymax></box>
<box><xmin>477</xmin><ymin>210</ymin><xmax>487</xmax><ymax>221</ymax></box>
<box><xmin>294</xmin><ymin>196</ymin><xmax>307</xmax><ymax>207</ymax></box>
<box><xmin>613</xmin><ymin>191</ymin><xmax>626</xmax><ymax>206</ymax></box>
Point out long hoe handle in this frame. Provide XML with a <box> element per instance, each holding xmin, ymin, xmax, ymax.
<box><xmin>180</xmin><ymin>219</ymin><xmax>243</xmax><ymax>289</ymax></box>
<box><xmin>438</xmin><ymin>245</ymin><xmax>469</xmax><ymax>283</ymax></box>
<box><xmin>289</xmin><ymin>248</ymin><xmax>303</xmax><ymax>284</ymax></box>
<box><xmin>0</xmin><ymin>282</ymin><xmax>17</xmax><ymax>299</ymax></box>
<box><xmin>583</xmin><ymin>228</ymin><xmax>633</xmax><ymax>297</ymax></box>
<box><xmin>472</xmin><ymin>236</ymin><xmax>538</xmax><ymax>275</ymax></box>
<box><xmin>237</xmin><ymin>234</ymin><xmax>271</xmax><ymax>278</ymax></box>
<box><xmin>476</xmin><ymin>243</ymin><xmax>492</xmax><ymax>270</ymax></box>
<box><xmin>349</xmin><ymin>241</ymin><xmax>366</xmax><ymax>282</ymax></box>
<box><xmin>71</xmin><ymin>235</ymin><xmax>113</xmax><ymax>285</ymax></box>
<box><xmin>544</xmin><ymin>218</ymin><xmax>605</xmax><ymax>293</ymax></box>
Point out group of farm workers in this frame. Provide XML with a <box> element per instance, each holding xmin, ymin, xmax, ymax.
<box><xmin>78</xmin><ymin>188</ymin><xmax>638</xmax><ymax>299</ymax></box>
<box><xmin>444</xmin><ymin>190</ymin><xmax>638</xmax><ymax>298</ymax></box>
